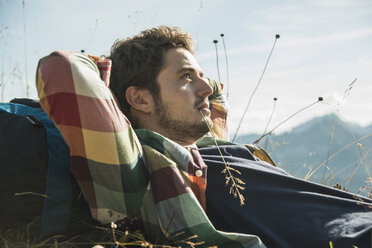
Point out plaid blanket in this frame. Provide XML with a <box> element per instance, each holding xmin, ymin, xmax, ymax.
<box><xmin>36</xmin><ymin>51</ymin><xmax>265</xmax><ymax>247</ymax></box>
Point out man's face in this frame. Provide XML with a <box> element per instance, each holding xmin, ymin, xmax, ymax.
<box><xmin>153</xmin><ymin>48</ymin><xmax>213</xmax><ymax>144</ymax></box>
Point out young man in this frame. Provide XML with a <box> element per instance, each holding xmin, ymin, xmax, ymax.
<box><xmin>37</xmin><ymin>26</ymin><xmax>371</xmax><ymax>248</ymax></box>
<box><xmin>36</xmin><ymin>26</ymin><xmax>264</xmax><ymax>248</ymax></box>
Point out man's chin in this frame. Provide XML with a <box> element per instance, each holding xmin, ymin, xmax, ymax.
<box><xmin>155</xmin><ymin>102</ymin><xmax>212</xmax><ymax>142</ymax></box>
<box><xmin>182</xmin><ymin>120</ymin><xmax>211</xmax><ymax>141</ymax></box>
<box><xmin>198</xmin><ymin>119</ymin><xmax>212</xmax><ymax>136</ymax></box>
<box><xmin>200</xmin><ymin>115</ymin><xmax>213</xmax><ymax>127</ymax></box>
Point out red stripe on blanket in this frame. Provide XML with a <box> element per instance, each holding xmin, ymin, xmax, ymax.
<box><xmin>75</xmin><ymin>94</ymin><xmax>130</xmax><ymax>132</ymax></box>
<box><xmin>150</xmin><ymin>166</ymin><xmax>191</xmax><ymax>204</ymax></box>
<box><xmin>40</xmin><ymin>51</ymin><xmax>76</xmax><ymax>96</ymax></box>
<box><xmin>46</xmin><ymin>92</ymin><xmax>82</xmax><ymax>127</ymax></box>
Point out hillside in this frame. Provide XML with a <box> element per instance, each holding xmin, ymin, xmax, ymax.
<box><xmin>235</xmin><ymin>113</ymin><xmax>372</xmax><ymax>196</ymax></box>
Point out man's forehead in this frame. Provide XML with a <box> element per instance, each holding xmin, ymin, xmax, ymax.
<box><xmin>163</xmin><ymin>48</ymin><xmax>201</xmax><ymax>72</ymax></box>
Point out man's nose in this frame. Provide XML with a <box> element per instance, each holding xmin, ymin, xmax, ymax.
<box><xmin>197</xmin><ymin>76</ymin><xmax>213</xmax><ymax>98</ymax></box>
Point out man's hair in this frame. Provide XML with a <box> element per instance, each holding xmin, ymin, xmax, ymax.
<box><xmin>108</xmin><ymin>26</ymin><xmax>194</xmax><ymax>121</ymax></box>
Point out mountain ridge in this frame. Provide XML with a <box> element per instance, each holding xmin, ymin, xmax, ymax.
<box><xmin>235</xmin><ymin>113</ymin><xmax>372</xmax><ymax>197</ymax></box>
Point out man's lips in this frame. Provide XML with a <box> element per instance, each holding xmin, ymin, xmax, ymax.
<box><xmin>197</xmin><ymin>103</ymin><xmax>211</xmax><ymax>116</ymax></box>
<box><xmin>196</xmin><ymin>101</ymin><xmax>210</xmax><ymax>109</ymax></box>
<box><xmin>198</xmin><ymin>103</ymin><xmax>210</xmax><ymax>110</ymax></box>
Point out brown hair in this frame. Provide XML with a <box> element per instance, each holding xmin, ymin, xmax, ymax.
<box><xmin>108</xmin><ymin>26</ymin><xmax>194</xmax><ymax>120</ymax></box>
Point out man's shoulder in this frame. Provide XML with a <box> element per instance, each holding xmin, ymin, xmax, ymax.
<box><xmin>196</xmin><ymin>136</ymin><xmax>277</xmax><ymax>167</ymax></box>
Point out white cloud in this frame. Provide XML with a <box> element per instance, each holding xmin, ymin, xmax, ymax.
<box><xmin>322</xmin><ymin>91</ymin><xmax>344</xmax><ymax>111</ymax></box>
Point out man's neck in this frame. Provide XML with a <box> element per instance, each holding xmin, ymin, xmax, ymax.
<box><xmin>155</xmin><ymin>129</ymin><xmax>197</xmax><ymax>146</ymax></box>
<box><xmin>169</xmin><ymin>137</ymin><xmax>196</xmax><ymax>147</ymax></box>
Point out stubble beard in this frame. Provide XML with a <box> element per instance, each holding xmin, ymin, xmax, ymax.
<box><xmin>155</xmin><ymin>99</ymin><xmax>211</xmax><ymax>142</ymax></box>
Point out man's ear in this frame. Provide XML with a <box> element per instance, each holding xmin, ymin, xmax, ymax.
<box><xmin>125</xmin><ymin>86</ymin><xmax>154</xmax><ymax>113</ymax></box>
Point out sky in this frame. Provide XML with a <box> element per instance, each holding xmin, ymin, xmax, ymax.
<box><xmin>1</xmin><ymin>0</ymin><xmax>372</xmax><ymax>137</ymax></box>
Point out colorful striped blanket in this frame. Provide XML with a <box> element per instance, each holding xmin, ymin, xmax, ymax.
<box><xmin>36</xmin><ymin>51</ymin><xmax>265</xmax><ymax>247</ymax></box>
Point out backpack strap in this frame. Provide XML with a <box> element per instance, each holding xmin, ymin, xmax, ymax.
<box><xmin>35</xmin><ymin>107</ymin><xmax>72</xmax><ymax>239</ymax></box>
<box><xmin>0</xmin><ymin>102</ymin><xmax>72</xmax><ymax>238</ymax></box>
<box><xmin>10</xmin><ymin>98</ymin><xmax>41</xmax><ymax>108</ymax></box>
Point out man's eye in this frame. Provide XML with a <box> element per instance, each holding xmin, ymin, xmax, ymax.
<box><xmin>182</xmin><ymin>73</ymin><xmax>191</xmax><ymax>79</ymax></box>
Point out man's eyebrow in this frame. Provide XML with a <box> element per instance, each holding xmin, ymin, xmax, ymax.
<box><xmin>176</xmin><ymin>67</ymin><xmax>203</xmax><ymax>75</ymax></box>
<box><xmin>176</xmin><ymin>67</ymin><xmax>194</xmax><ymax>74</ymax></box>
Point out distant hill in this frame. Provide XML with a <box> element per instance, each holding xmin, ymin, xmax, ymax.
<box><xmin>235</xmin><ymin>114</ymin><xmax>372</xmax><ymax>196</ymax></box>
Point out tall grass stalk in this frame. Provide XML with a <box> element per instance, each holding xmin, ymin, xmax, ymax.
<box><xmin>200</xmin><ymin>110</ymin><xmax>246</xmax><ymax>206</ymax></box>
<box><xmin>357</xmin><ymin>177</ymin><xmax>372</xmax><ymax>197</ymax></box>
<box><xmin>14</xmin><ymin>192</ymin><xmax>107</xmax><ymax>232</ymax></box>
<box><xmin>324</xmin><ymin>157</ymin><xmax>365</xmax><ymax>185</ymax></box>
<box><xmin>321</xmin><ymin>118</ymin><xmax>336</xmax><ymax>184</ymax></box>
<box><xmin>254</xmin><ymin>97</ymin><xmax>323</xmax><ymax>145</ymax></box>
<box><xmin>255</xmin><ymin>97</ymin><xmax>277</xmax><ymax>146</ymax></box>
<box><xmin>213</xmin><ymin>40</ymin><xmax>221</xmax><ymax>82</ymax></box>
<box><xmin>304</xmin><ymin>132</ymin><xmax>372</xmax><ymax>181</ymax></box>
<box><xmin>232</xmin><ymin>34</ymin><xmax>280</xmax><ymax>142</ymax></box>
<box><xmin>345</xmin><ymin>145</ymin><xmax>372</xmax><ymax>188</ymax></box>
<box><xmin>220</xmin><ymin>33</ymin><xmax>230</xmax><ymax>101</ymax></box>
<box><xmin>319</xmin><ymin>78</ymin><xmax>371</xmax><ymax>187</ymax></box>
<box><xmin>22</xmin><ymin>0</ymin><xmax>29</xmax><ymax>98</ymax></box>
<box><xmin>341</xmin><ymin>118</ymin><xmax>372</xmax><ymax>188</ymax></box>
